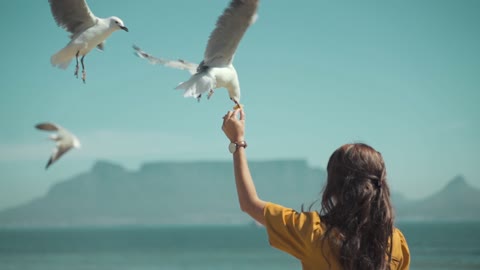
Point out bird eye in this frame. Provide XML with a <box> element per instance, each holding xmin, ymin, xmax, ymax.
<box><xmin>115</xmin><ymin>21</ymin><xmax>118</xmax><ymax>24</ymax></box>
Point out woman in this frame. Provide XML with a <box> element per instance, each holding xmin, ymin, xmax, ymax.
<box><xmin>221</xmin><ymin>109</ymin><xmax>410</xmax><ymax>270</ymax></box>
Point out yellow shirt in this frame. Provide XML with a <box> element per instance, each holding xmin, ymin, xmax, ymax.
<box><xmin>264</xmin><ymin>202</ymin><xmax>410</xmax><ymax>270</ymax></box>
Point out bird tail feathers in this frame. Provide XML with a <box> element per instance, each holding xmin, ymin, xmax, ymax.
<box><xmin>175</xmin><ymin>72</ymin><xmax>215</xmax><ymax>99</ymax></box>
<box><xmin>51</xmin><ymin>47</ymin><xmax>75</xmax><ymax>70</ymax></box>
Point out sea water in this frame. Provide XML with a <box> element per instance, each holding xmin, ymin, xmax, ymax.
<box><xmin>0</xmin><ymin>222</ymin><xmax>479</xmax><ymax>270</ymax></box>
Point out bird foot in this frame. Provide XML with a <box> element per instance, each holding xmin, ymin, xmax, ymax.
<box><xmin>82</xmin><ymin>70</ymin><xmax>86</xmax><ymax>83</ymax></box>
<box><xmin>74</xmin><ymin>66</ymin><xmax>79</xmax><ymax>78</ymax></box>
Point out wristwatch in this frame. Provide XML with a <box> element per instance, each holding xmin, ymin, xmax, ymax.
<box><xmin>228</xmin><ymin>141</ymin><xmax>247</xmax><ymax>154</ymax></box>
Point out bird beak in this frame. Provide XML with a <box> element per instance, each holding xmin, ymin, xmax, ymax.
<box><xmin>121</xmin><ymin>26</ymin><xmax>129</xmax><ymax>32</ymax></box>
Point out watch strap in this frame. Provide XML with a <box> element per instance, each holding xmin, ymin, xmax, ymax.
<box><xmin>235</xmin><ymin>141</ymin><xmax>247</xmax><ymax>149</ymax></box>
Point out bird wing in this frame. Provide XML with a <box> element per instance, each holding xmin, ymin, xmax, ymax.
<box><xmin>133</xmin><ymin>45</ymin><xmax>198</xmax><ymax>75</ymax></box>
<box><xmin>36</xmin><ymin>122</ymin><xmax>77</xmax><ymax>145</ymax></box>
<box><xmin>46</xmin><ymin>144</ymin><xmax>72</xmax><ymax>169</ymax></box>
<box><xmin>203</xmin><ymin>0</ymin><xmax>259</xmax><ymax>67</ymax></box>
<box><xmin>48</xmin><ymin>0</ymin><xmax>97</xmax><ymax>35</ymax></box>
<box><xmin>35</xmin><ymin>122</ymin><xmax>61</xmax><ymax>132</ymax></box>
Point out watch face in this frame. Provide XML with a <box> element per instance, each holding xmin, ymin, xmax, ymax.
<box><xmin>228</xmin><ymin>143</ymin><xmax>237</xmax><ymax>153</ymax></box>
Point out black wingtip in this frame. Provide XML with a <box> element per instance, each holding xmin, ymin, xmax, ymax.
<box><xmin>35</xmin><ymin>123</ymin><xmax>47</xmax><ymax>130</ymax></box>
<box><xmin>133</xmin><ymin>47</ymin><xmax>146</xmax><ymax>58</ymax></box>
<box><xmin>35</xmin><ymin>122</ymin><xmax>58</xmax><ymax>131</ymax></box>
<box><xmin>45</xmin><ymin>158</ymin><xmax>53</xmax><ymax>170</ymax></box>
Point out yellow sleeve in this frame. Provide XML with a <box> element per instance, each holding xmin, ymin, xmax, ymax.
<box><xmin>263</xmin><ymin>202</ymin><xmax>322</xmax><ymax>260</ymax></box>
<box><xmin>397</xmin><ymin>230</ymin><xmax>411</xmax><ymax>270</ymax></box>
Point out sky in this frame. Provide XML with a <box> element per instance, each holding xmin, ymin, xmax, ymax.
<box><xmin>0</xmin><ymin>0</ymin><xmax>479</xmax><ymax>210</ymax></box>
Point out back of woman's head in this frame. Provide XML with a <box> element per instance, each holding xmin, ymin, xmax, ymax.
<box><xmin>320</xmin><ymin>143</ymin><xmax>394</xmax><ymax>270</ymax></box>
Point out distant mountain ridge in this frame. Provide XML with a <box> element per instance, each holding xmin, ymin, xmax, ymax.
<box><xmin>396</xmin><ymin>175</ymin><xmax>480</xmax><ymax>221</ymax></box>
<box><xmin>0</xmin><ymin>161</ymin><xmax>478</xmax><ymax>227</ymax></box>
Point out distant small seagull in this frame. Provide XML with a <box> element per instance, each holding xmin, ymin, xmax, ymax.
<box><xmin>48</xmin><ymin>0</ymin><xmax>129</xmax><ymax>83</ymax></box>
<box><xmin>134</xmin><ymin>0</ymin><xmax>259</xmax><ymax>109</ymax></box>
<box><xmin>35</xmin><ymin>122</ymin><xmax>81</xmax><ymax>170</ymax></box>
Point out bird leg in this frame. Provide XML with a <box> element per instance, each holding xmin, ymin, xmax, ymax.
<box><xmin>81</xmin><ymin>56</ymin><xmax>86</xmax><ymax>83</ymax></box>
<box><xmin>197</xmin><ymin>94</ymin><xmax>202</xmax><ymax>103</ymax></box>
<box><xmin>207</xmin><ymin>89</ymin><xmax>215</xmax><ymax>100</ymax></box>
<box><xmin>74</xmin><ymin>51</ymin><xmax>80</xmax><ymax>78</ymax></box>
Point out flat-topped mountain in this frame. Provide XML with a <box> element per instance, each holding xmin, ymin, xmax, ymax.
<box><xmin>0</xmin><ymin>161</ymin><xmax>478</xmax><ymax>227</ymax></box>
<box><xmin>0</xmin><ymin>160</ymin><xmax>325</xmax><ymax>227</ymax></box>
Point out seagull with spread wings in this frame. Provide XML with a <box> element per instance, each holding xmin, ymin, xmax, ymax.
<box><xmin>134</xmin><ymin>0</ymin><xmax>259</xmax><ymax>109</ymax></box>
<box><xmin>35</xmin><ymin>122</ymin><xmax>81</xmax><ymax>170</ymax></box>
<box><xmin>48</xmin><ymin>0</ymin><xmax>129</xmax><ymax>83</ymax></box>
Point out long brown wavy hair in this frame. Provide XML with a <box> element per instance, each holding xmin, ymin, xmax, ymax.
<box><xmin>319</xmin><ymin>143</ymin><xmax>394</xmax><ymax>270</ymax></box>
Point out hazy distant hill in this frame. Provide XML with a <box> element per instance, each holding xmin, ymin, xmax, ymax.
<box><xmin>396</xmin><ymin>175</ymin><xmax>480</xmax><ymax>221</ymax></box>
<box><xmin>0</xmin><ymin>161</ymin><xmax>478</xmax><ymax>227</ymax></box>
<box><xmin>0</xmin><ymin>160</ymin><xmax>326</xmax><ymax>227</ymax></box>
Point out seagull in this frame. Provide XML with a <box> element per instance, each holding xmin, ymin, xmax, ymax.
<box><xmin>35</xmin><ymin>122</ymin><xmax>81</xmax><ymax>170</ymax></box>
<box><xmin>48</xmin><ymin>0</ymin><xmax>129</xmax><ymax>83</ymax></box>
<box><xmin>134</xmin><ymin>0</ymin><xmax>259</xmax><ymax>109</ymax></box>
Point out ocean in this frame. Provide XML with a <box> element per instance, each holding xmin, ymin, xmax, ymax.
<box><xmin>0</xmin><ymin>222</ymin><xmax>479</xmax><ymax>270</ymax></box>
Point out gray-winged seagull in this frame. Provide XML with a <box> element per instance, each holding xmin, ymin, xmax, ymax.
<box><xmin>35</xmin><ymin>122</ymin><xmax>81</xmax><ymax>170</ymax></box>
<box><xmin>48</xmin><ymin>0</ymin><xmax>129</xmax><ymax>83</ymax></box>
<box><xmin>134</xmin><ymin>0</ymin><xmax>259</xmax><ymax>109</ymax></box>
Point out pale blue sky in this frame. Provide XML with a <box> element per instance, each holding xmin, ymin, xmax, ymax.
<box><xmin>0</xmin><ymin>0</ymin><xmax>479</xmax><ymax>210</ymax></box>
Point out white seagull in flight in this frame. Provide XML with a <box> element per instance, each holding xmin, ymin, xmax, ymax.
<box><xmin>134</xmin><ymin>0</ymin><xmax>259</xmax><ymax>109</ymax></box>
<box><xmin>35</xmin><ymin>122</ymin><xmax>81</xmax><ymax>170</ymax></box>
<box><xmin>48</xmin><ymin>0</ymin><xmax>129</xmax><ymax>83</ymax></box>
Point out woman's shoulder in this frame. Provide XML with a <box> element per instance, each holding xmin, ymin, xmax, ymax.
<box><xmin>264</xmin><ymin>202</ymin><xmax>321</xmax><ymax>220</ymax></box>
<box><xmin>393</xmin><ymin>227</ymin><xmax>408</xmax><ymax>244</ymax></box>
<box><xmin>264</xmin><ymin>202</ymin><xmax>326</xmax><ymax>233</ymax></box>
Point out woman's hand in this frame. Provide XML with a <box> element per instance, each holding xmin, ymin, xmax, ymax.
<box><xmin>222</xmin><ymin>109</ymin><xmax>245</xmax><ymax>143</ymax></box>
